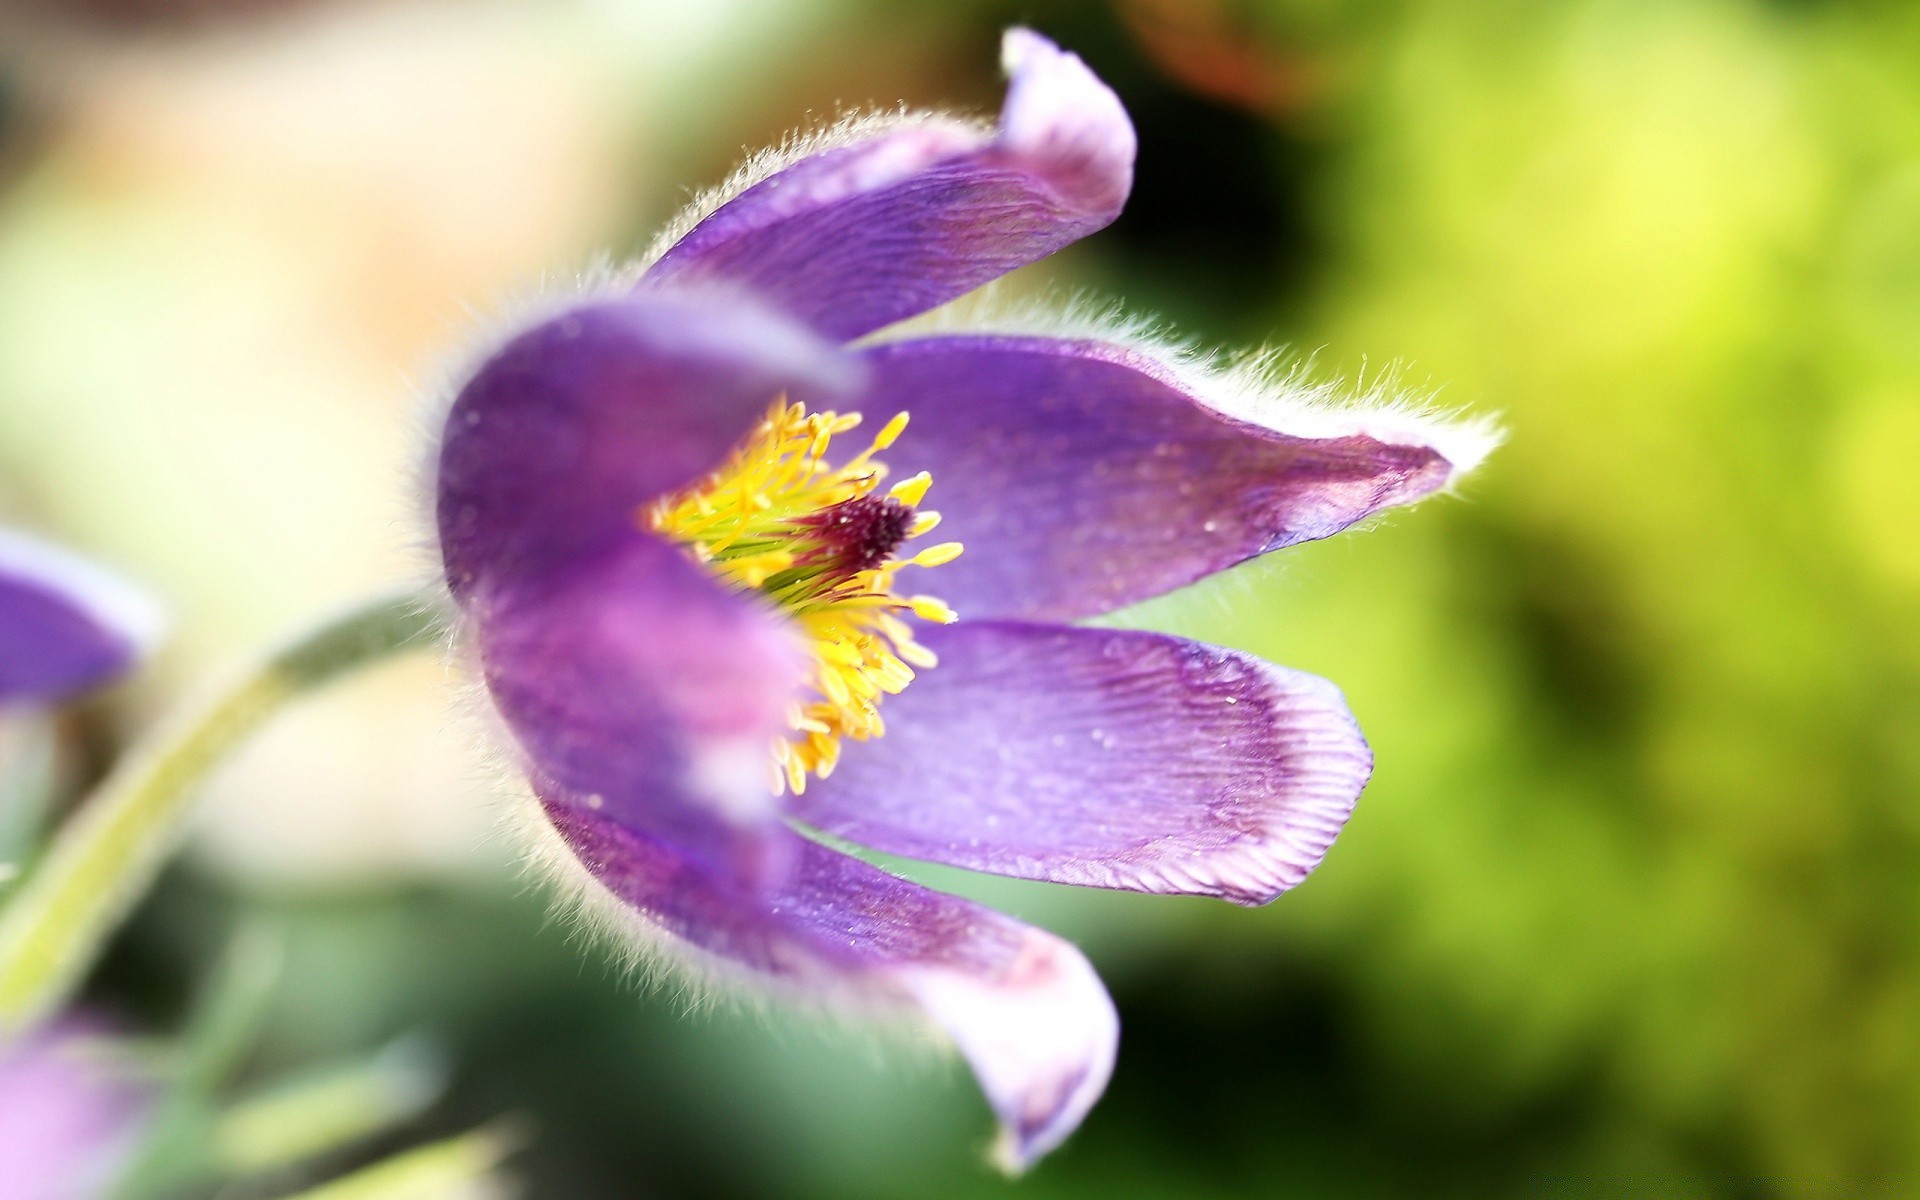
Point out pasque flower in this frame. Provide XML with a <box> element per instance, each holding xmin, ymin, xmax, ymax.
<box><xmin>435</xmin><ymin>29</ymin><xmax>1494</xmax><ymax>1168</ymax></box>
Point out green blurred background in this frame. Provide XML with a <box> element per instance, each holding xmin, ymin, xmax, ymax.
<box><xmin>5</xmin><ymin>0</ymin><xmax>1919</xmax><ymax>1194</ymax></box>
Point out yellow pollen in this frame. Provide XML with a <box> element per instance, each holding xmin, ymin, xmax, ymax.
<box><xmin>645</xmin><ymin>398</ymin><xmax>962</xmax><ymax>795</ymax></box>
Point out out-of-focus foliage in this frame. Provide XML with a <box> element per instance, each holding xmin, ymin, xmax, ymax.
<box><xmin>2</xmin><ymin>0</ymin><xmax>1916</xmax><ymax>1195</ymax></box>
<box><xmin>1258</xmin><ymin>0</ymin><xmax>1920</xmax><ymax>1185</ymax></box>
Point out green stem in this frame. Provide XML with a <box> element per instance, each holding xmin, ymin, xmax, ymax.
<box><xmin>0</xmin><ymin>588</ymin><xmax>445</xmax><ymax>1042</ymax></box>
<box><xmin>0</xmin><ymin>712</ymin><xmax>58</xmax><ymax>893</ymax></box>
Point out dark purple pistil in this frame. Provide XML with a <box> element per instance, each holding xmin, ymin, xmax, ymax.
<box><xmin>800</xmin><ymin>495</ymin><xmax>915</xmax><ymax>578</ymax></box>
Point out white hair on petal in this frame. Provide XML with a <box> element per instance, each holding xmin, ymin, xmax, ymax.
<box><xmin>635</xmin><ymin>107</ymin><xmax>993</xmax><ymax>275</ymax></box>
<box><xmin>501</xmin><ymin>791</ymin><xmax>755</xmax><ymax>1013</ymax></box>
<box><xmin>399</xmin><ymin>102</ymin><xmax>988</xmax><ymax>594</ymax></box>
<box><xmin>398</xmin><ymin>251</ymin><xmax>857</xmax><ymax>618</ymax></box>
<box><xmin>875</xmin><ymin>288</ymin><xmax>1504</xmax><ymax>484</ymax></box>
<box><xmin>398</xmin><ymin>254</ymin><xmax>645</xmax><ymax>618</ymax></box>
<box><xmin>419</xmin><ymin>604</ymin><xmax>738</xmax><ymax>1015</ymax></box>
<box><xmin>494</xmin><ymin>749</ymin><xmax>953</xmax><ymax>1074</ymax></box>
<box><xmin>1199</xmin><ymin>351</ymin><xmax>1502</xmax><ymax>481</ymax></box>
<box><xmin>507</xmin><ymin>794</ymin><xmax>967</xmax><ymax>1090</ymax></box>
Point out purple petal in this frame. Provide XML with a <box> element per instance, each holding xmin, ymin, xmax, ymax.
<box><xmin>793</xmin><ymin>622</ymin><xmax>1369</xmax><ymax>906</ymax></box>
<box><xmin>478</xmin><ymin>530</ymin><xmax>806</xmax><ymax>888</ymax></box>
<box><xmin>436</xmin><ymin>287</ymin><xmax>857</xmax><ymax>600</ymax></box>
<box><xmin>0</xmin><ymin>1018</ymin><xmax>152</xmax><ymax>1200</ymax></box>
<box><xmin>0</xmin><ymin>530</ymin><xmax>161</xmax><ymax>706</ymax></box>
<box><xmin>642</xmin><ymin>29</ymin><xmax>1134</xmax><ymax>342</ymax></box>
<box><xmin>800</xmin><ymin>334</ymin><xmax>1484</xmax><ymax>622</ymax></box>
<box><xmin>542</xmin><ymin>799</ymin><xmax>1117</xmax><ymax>1171</ymax></box>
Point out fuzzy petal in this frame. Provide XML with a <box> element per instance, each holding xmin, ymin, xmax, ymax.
<box><xmin>543</xmin><ymin>799</ymin><xmax>1116</xmax><ymax>1171</ymax></box>
<box><xmin>794</xmin><ymin>622</ymin><xmax>1369</xmax><ymax>906</ymax></box>
<box><xmin>642</xmin><ymin>29</ymin><xmax>1134</xmax><ymax>342</ymax></box>
<box><xmin>478</xmin><ymin>531</ymin><xmax>805</xmax><ymax>887</ymax></box>
<box><xmin>800</xmin><ymin>335</ymin><xmax>1480</xmax><ymax>622</ymax></box>
<box><xmin>437</xmin><ymin>288</ymin><xmax>857</xmax><ymax>599</ymax></box>
<box><xmin>0</xmin><ymin>530</ymin><xmax>161</xmax><ymax>705</ymax></box>
<box><xmin>0</xmin><ymin>1018</ymin><xmax>152</xmax><ymax>1200</ymax></box>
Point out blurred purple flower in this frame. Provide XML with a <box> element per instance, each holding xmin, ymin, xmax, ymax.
<box><xmin>0</xmin><ymin>1018</ymin><xmax>153</xmax><ymax>1200</ymax></box>
<box><xmin>0</xmin><ymin>534</ymin><xmax>157</xmax><ymax>1194</ymax></box>
<box><xmin>435</xmin><ymin>29</ymin><xmax>1494</xmax><ymax>1168</ymax></box>
<box><xmin>0</xmin><ymin>529</ymin><xmax>161</xmax><ymax>707</ymax></box>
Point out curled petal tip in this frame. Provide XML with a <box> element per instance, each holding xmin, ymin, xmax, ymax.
<box><xmin>0</xmin><ymin>529</ymin><xmax>163</xmax><ymax>704</ymax></box>
<box><xmin>643</xmin><ymin>31</ymin><xmax>1135</xmax><ymax>340</ymax></box>
<box><xmin>1432</xmin><ymin>413</ymin><xmax>1505</xmax><ymax>482</ymax></box>
<box><xmin>903</xmin><ymin>928</ymin><xmax>1118</xmax><ymax>1173</ymax></box>
<box><xmin>998</xmin><ymin>27</ymin><xmax>1136</xmax><ymax>217</ymax></box>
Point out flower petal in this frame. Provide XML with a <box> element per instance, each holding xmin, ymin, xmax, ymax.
<box><xmin>540</xmin><ymin>798</ymin><xmax>1117</xmax><ymax>1171</ymax></box>
<box><xmin>0</xmin><ymin>530</ymin><xmax>161</xmax><ymax>705</ymax></box>
<box><xmin>436</xmin><ymin>287</ymin><xmax>857</xmax><ymax>600</ymax></box>
<box><xmin>478</xmin><ymin>531</ymin><xmax>805</xmax><ymax>887</ymax></box>
<box><xmin>794</xmin><ymin>621</ymin><xmax>1369</xmax><ymax>907</ymax></box>
<box><xmin>802</xmin><ymin>334</ymin><xmax>1492</xmax><ymax>622</ymax></box>
<box><xmin>641</xmin><ymin>29</ymin><xmax>1135</xmax><ymax>342</ymax></box>
<box><xmin>0</xmin><ymin>1018</ymin><xmax>152</xmax><ymax>1200</ymax></box>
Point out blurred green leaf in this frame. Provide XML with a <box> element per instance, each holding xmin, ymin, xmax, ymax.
<box><xmin>215</xmin><ymin>1036</ymin><xmax>449</xmax><ymax>1179</ymax></box>
<box><xmin>109</xmin><ymin>921</ymin><xmax>285</xmax><ymax>1199</ymax></box>
<box><xmin>268</xmin><ymin>1128</ymin><xmax>515</xmax><ymax>1200</ymax></box>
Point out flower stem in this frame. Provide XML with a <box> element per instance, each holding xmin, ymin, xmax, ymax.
<box><xmin>0</xmin><ymin>588</ymin><xmax>445</xmax><ymax>1042</ymax></box>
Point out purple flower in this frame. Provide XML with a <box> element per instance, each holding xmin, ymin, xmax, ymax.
<box><xmin>0</xmin><ymin>1018</ymin><xmax>154</xmax><ymax>1200</ymax></box>
<box><xmin>435</xmin><ymin>29</ymin><xmax>1494</xmax><ymax>1169</ymax></box>
<box><xmin>0</xmin><ymin>528</ymin><xmax>161</xmax><ymax>708</ymax></box>
<box><xmin>0</xmin><ymin>536</ymin><xmax>157</xmax><ymax>1195</ymax></box>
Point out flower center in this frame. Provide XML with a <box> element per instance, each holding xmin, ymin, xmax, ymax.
<box><xmin>645</xmin><ymin>399</ymin><xmax>962</xmax><ymax>794</ymax></box>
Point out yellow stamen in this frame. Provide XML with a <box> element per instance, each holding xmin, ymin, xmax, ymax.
<box><xmin>873</xmin><ymin>411</ymin><xmax>911</xmax><ymax>450</ymax></box>
<box><xmin>888</xmin><ymin>471</ymin><xmax>933</xmax><ymax>507</ymax></box>
<box><xmin>645</xmin><ymin>398</ymin><xmax>961</xmax><ymax>794</ymax></box>
<box><xmin>910</xmin><ymin>542</ymin><xmax>965</xmax><ymax>568</ymax></box>
<box><xmin>907</xmin><ymin>595</ymin><xmax>958</xmax><ymax>624</ymax></box>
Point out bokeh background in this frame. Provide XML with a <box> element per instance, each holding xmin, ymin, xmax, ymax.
<box><xmin>3</xmin><ymin>0</ymin><xmax>1918</xmax><ymax>1194</ymax></box>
